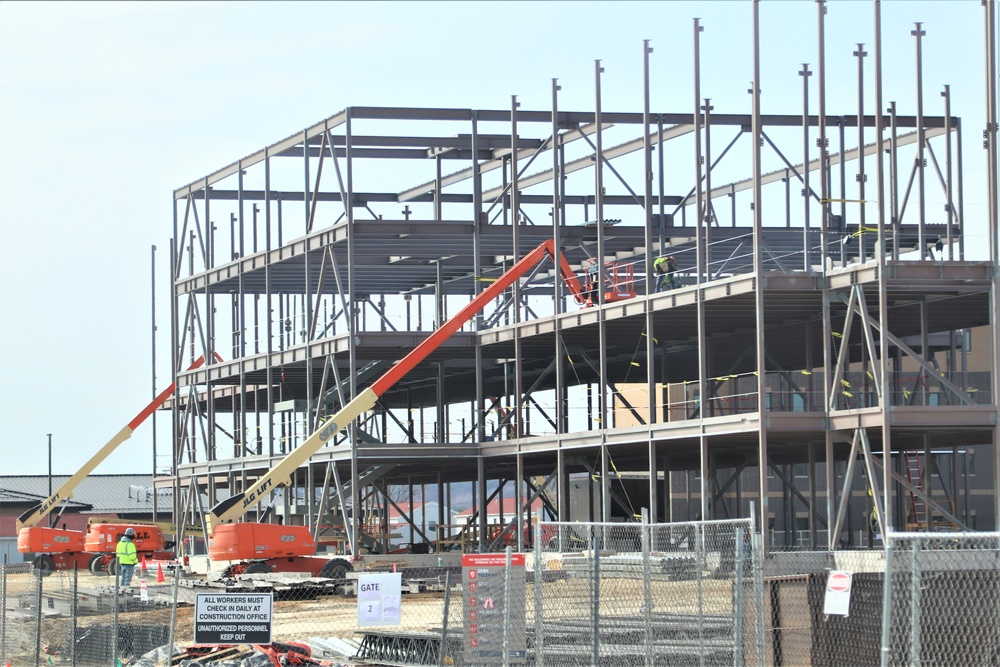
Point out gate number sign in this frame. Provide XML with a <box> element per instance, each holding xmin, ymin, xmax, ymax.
<box><xmin>195</xmin><ymin>593</ymin><xmax>273</xmax><ymax>644</ymax></box>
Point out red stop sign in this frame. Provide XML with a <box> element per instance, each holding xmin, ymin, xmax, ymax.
<box><xmin>828</xmin><ymin>572</ymin><xmax>851</xmax><ymax>592</ymax></box>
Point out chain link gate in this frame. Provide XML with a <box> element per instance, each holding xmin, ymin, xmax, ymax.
<box><xmin>532</xmin><ymin>518</ymin><xmax>761</xmax><ymax>666</ymax></box>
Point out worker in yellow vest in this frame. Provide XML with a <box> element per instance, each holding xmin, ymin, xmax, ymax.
<box><xmin>115</xmin><ymin>527</ymin><xmax>139</xmax><ymax>586</ymax></box>
<box><xmin>653</xmin><ymin>255</ymin><xmax>680</xmax><ymax>292</ymax></box>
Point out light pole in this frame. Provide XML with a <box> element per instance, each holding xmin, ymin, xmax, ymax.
<box><xmin>46</xmin><ymin>433</ymin><xmax>53</xmax><ymax>528</ymax></box>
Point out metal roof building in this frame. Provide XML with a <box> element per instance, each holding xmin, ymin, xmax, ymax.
<box><xmin>0</xmin><ymin>475</ymin><xmax>171</xmax><ymax>562</ymax></box>
<box><xmin>0</xmin><ymin>475</ymin><xmax>166</xmax><ymax>517</ymax></box>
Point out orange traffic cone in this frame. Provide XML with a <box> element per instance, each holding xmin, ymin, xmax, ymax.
<box><xmin>140</xmin><ymin>555</ymin><xmax>148</xmax><ymax>575</ymax></box>
<box><xmin>156</xmin><ymin>562</ymin><xmax>165</xmax><ymax>584</ymax></box>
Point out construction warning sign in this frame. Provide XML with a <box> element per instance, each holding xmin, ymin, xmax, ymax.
<box><xmin>822</xmin><ymin>571</ymin><xmax>854</xmax><ymax>616</ymax></box>
<box><xmin>462</xmin><ymin>553</ymin><xmax>526</xmax><ymax>664</ymax></box>
<box><xmin>194</xmin><ymin>593</ymin><xmax>273</xmax><ymax>644</ymax></box>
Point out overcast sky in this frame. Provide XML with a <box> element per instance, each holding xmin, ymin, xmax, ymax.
<box><xmin>0</xmin><ymin>1</ymin><xmax>994</xmax><ymax>477</ymax></box>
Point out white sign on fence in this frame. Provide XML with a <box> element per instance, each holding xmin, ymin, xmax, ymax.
<box><xmin>357</xmin><ymin>572</ymin><xmax>402</xmax><ymax>627</ymax></box>
<box><xmin>194</xmin><ymin>593</ymin><xmax>273</xmax><ymax>644</ymax></box>
<box><xmin>822</xmin><ymin>570</ymin><xmax>854</xmax><ymax>616</ymax></box>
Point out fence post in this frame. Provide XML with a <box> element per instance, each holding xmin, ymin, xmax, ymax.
<box><xmin>697</xmin><ymin>521</ymin><xmax>705</xmax><ymax>667</ymax></box>
<box><xmin>534</xmin><ymin>521</ymin><xmax>543</xmax><ymax>667</ymax></box>
<box><xmin>909</xmin><ymin>539</ymin><xmax>921</xmax><ymax>667</ymax></box>
<box><xmin>733</xmin><ymin>524</ymin><xmax>746</xmax><ymax>667</ymax></box>
<box><xmin>642</xmin><ymin>509</ymin><xmax>652</xmax><ymax>667</ymax></box>
<box><xmin>592</xmin><ymin>532</ymin><xmax>601</xmax><ymax>667</ymax></box>
<box><xmin>71</xmin><ymin>565</ymin><xmax>78</xmax><ymax>667</ymax></box>
<box><xmin>502</xmin><ymin>546</ymin><xmax>512</xmax><ymax>667</ymax></box>
<box><xmin>112</xmin><ymin>567</ymin><xmax>121</xmax><ymax>666</ymax></box>
<box><xmin>34</xmin><ymin>565</ymin><xmax>42</xmax><ymax>667</ymax></box>
<box><xmin>168</xmin><ymin>565</ymin><xmax>181</xmax><ymax>662</ymax></box>
<box><xmin>750</xmin><ymin>503</ymin><xmax>765</xmax><ymax>666</ymax></box>
<box><xmin>1</xmin><ymin>555</ymin><xmax>7</xmax><ymax>665</ymax></box>
<box><xmin>439</xmin><ymin>571</ymin><xmax>452</xmax><ymax>667</ymax></box>
<box><xmin>879</xmin><ymin>532</ymin><xmax>894</xmax><ymax>667</ymax></box>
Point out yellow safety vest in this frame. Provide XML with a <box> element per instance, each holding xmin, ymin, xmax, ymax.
<box><xmin>116</xmin><ymin>538</ymin><xmax>138</xmax><ymax>565</ymax></box>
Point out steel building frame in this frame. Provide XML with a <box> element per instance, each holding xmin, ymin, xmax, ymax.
<box><xmin>158</xmin><ymin>0</ymin><xmax>999</xmax><ymax>555</ymax></box>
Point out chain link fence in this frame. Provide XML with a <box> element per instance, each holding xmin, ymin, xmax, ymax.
<box><xmin>749</xmin><ymin>549</ymin><xmax>888</xmax><ymax>666</ymax></box>
<box><xmin>6</xmin><ymin>527</ymin><xmax>999</xmax><ymax>666</ymax></box>
<box><xmin>882</xmin><ymin>531</ymin><xmax>1000</xmax><ymax>667</ymax></box>
<box><xmin>532</xmin><ymin>518</ymin><xmax>760</xmax><ymax>666</ymax></box>
<box><xmin>0</xmin><ymin>558</ymin><xmax>177</xmax><ymax>667</ymax></box>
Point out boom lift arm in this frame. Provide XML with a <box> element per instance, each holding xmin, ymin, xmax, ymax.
<box><xmin>16</xmin><ymin>354</ymin><xmax>214</xmax><ymax>531</ymax></box>
<box><xmin>206</xmin><ymin>239</ymin><xmax>587</xmax><ymax>536</ymax></box>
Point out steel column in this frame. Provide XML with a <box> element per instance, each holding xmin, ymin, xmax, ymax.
<box><xmin>151</xmin><ymin>244</ymin><xmax>158</xmax><ymax>514</ymax></box>
<box><xmin>874</xmin><ymin>0</ymin><xmax>893</xmax><ymax>538</ymax></box>
<box><xmin>855</xmin><ymin>44</ymin><xmax>868</xmax><ymax>260</ymax></box>
<box><xmin>552</xmin><ymin>79</ymin><xmax>566</xmax><ymax>440</ymax></box>
<box><xmin>472</xmin><ymin>112</ymin><xmax>486</xmax><ymax>450</ymax></box>
<box><xmin>818</xmin><ymin>0</ymin><xmax>838</xmax><ymax>548</ymax></box>
<box><xmin>913</xmin><ymin>23</ymin><xmax>927</xmax><ymax>258</ymax></box>
<box><xmin>512</xmin><ymin>96</ymin><xmax>524</xmax><ymax>441</ymax></box>
<box><xmin>595</xmin><ymin>60</ymin><xmax>610</xmax><ymax>521</ymax></box>
<box><xmin>643</xmin><ymin>41</ymin><xmax>659</xmax><ymax>520</ymax></box>
<box><xmin>344</xmin><ymin>111</ymin><xmax>360</xmax><ymax>554</ymax></box>
<box><xmin>984</xmin><ymin>0</ymin><xmax>1000</xmax><ymax>530</ymax></box>
<box><xmin>694</xmin><ymin>18</ymin><xmax>705</xmax><ymax>285</ymax></box>
<box><xmin>264</xmin><ymin>151</ymin><xmax>275</xmax><ymax>457</ymax></box>
<box><xmin>800</xmin><ymin>63</ymin><xmax>813</xmax><ymax>271</ymax></box>
<box><xmin>752</xmin><ymin>0</ymin><xmax>769</xmax><ymax>549</ymax></box>
<box><xmin>890</xmin><ymin>102</ymin><xmax>900</xmax><ymax>261</ymax></box>
<box><xmin>694</xmin><ymin>17</ymin><xmax>711</xmax><ymax>524</ymax></box>
<box><xmin>942</xmin><ymin>86</ymin><xmax>954</xmax><ymax>259</ymax></box>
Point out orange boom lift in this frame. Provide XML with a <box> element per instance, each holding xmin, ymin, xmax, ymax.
<box><xmin>205</xmin><ymin>240</ymin><xmax>603</xmax><ymax>576</ymax></box>
<box><xmin>17</xmin><ymin>356</ymin><xmax>212</xmax><ymax>574</ymax></box>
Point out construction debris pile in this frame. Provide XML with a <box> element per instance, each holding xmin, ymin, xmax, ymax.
<box><xmin>130</xmin><ymin>638</ymin><xmax>362</xmax><ymax>667</ymax></box>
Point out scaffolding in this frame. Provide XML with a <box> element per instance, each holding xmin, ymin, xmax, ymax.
<box><xmin>157</xmin><ymin>1</ymin><xmax>1000</xmax><ymax>557</ymax></box>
